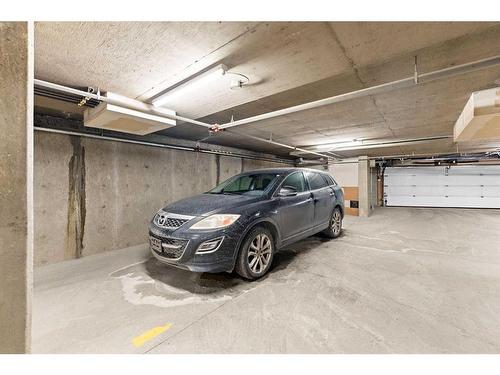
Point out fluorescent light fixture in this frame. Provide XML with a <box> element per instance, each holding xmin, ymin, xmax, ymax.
<box><xmin>316</xmin><ymin>139</ymin><xmax>363</xmax><ymax>150</ymax></box>
<box><xmin>152</xmin><ymin>64</ymin><xmax>228</xmax><ymax>107</ymax></box>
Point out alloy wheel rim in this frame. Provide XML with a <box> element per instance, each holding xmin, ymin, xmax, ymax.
<box><xmin>331</xmin><ymin>210</ymin><xmax>341</xmax><ymax>235</ymax></box>
<box><xmin>247</xmin><ymin>233</ymin><xmax>272</xmax><ymax>274</ymax></box>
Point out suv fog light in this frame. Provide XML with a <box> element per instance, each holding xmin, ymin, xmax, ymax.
<box><xmin>196</xmin><ymin>237</ymin><xmax>224</xmax><ymax>254</ymax></box>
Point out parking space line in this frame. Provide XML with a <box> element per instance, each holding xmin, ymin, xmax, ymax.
<box><xmin>132</xmin><ymin>323</ymin><xmax>173</xmax><ymax>347</ymax></box>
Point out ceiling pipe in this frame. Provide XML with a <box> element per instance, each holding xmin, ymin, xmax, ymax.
<box><xmin>373</xmin><ymin>147</ymin><xmax>500</xmax><ymax>161</ymax></box>
<box><xmin>34</xmin><ymin>79</ymin><xmax>333</xmax><ymax>161</ymax></box>
<box><xmin>224</xmin><ymin>130</ymin><xmax>331</xmax><ymax>159</ymax></box>
<box><xmin>34</xmin><ymin>126</ymin><xmax>294</xmax><ymax>165</ymax></box>
<box><xmin>219</xmin><ymin>55</ymin><xmax>500</xmax><ymax>129</ymax></box>
<box><xmin>323</xmin><ymin>150</ymin><xmax>500</xmax><ymax>164</ymax></box>
<box><xmin>332</xmin><ymin>137</ymin><xmax>450</xmax><ymax>152</ymax></box>
<box><xmin>291</xmin><ymin>135</ymin><xmax>453</xmax><ymax>155</ymax></box>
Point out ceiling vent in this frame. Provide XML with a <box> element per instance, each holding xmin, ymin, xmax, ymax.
<box><xmin>84</xmin><ymin>92</ymin><xmax>176</xmax><ymax>135</ymax></box>
<box><xmin>454</xmin><ymin>87</ymin><xmax>500</xmax><ymax>142</ymax></box>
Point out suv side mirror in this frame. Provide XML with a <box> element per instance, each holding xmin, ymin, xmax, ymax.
<box><xmin>279</xmin><ymin>186</ymin><xmax>298</xmax><ymax>197</ymax></box>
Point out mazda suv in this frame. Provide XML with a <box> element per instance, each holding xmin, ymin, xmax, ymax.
<box><xmin>149</xmin><ymin>168</ymin><xmax>344</xmax><ymax>280</ymax></box>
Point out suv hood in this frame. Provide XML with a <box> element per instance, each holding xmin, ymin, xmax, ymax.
<box><xmin>162</xmin><ymin>193</ymin><xmax>263</xmax><ymax>216</ymax></box>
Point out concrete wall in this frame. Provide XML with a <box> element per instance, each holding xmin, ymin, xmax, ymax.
<box><xmin>0</xmin><ymin>22</ymin><xmax>32</xmax><ymax>353</ymax></box>
<box><xmin>34</xmin><ymin>132</ymin><xmax>287</xmax><ymax>266</ymax></box>
<box><xmin>218</xmin><ymin>155</ymin><xmax>242</xmax><ymax>183</ymax></box>
<box><xmin>34</xmin><ymin>133</ymin><xmax>71</xmax><ymax>263</ymax></box>
<box><xmin>241</xmin><ymin>158</ymin><xmax>284</xmax><ymax>172</ymax></box>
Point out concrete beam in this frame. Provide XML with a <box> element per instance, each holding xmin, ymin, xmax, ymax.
<box><xmin>0</xmin><ymin>22</ymin><xmax>34</xmax><ymax>353</ymax></box>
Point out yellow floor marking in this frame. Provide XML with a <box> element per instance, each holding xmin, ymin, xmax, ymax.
<box><xmin>132</xmin><ymin>323</ymin><xmax>172</xmax><ymax>347</ymax></box>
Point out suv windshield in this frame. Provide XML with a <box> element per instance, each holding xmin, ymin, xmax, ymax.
<box><xmin>208</xmin><ymin>173</ymin><xmax>280</xmax><ymax>196</ymax></box>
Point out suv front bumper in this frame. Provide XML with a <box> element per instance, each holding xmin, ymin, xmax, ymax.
<box><xmin>148</xmin><ymin>221</ymin><xmax>244</xmax><ymax>273</ymax></box>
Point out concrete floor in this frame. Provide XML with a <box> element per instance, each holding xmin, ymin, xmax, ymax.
<box><xmin>33</xmin><ymin>207</ymin><xmax>500</xmax><ymax>353</ymax></box>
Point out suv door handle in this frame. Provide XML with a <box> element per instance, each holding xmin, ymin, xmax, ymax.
<box><xmin>309</xmin><ymin>192</ymin><xmax>318</xmax><ymax>203</ymax></box>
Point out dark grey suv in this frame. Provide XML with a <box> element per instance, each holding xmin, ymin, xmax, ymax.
<box><xmin>149</xmin><ymin>168</ymin><xmax>344</xmax><ymax>280</ymax></box>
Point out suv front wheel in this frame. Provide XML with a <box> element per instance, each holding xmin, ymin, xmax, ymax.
<box><xmin>235</xmin><ymin>226</ymin><xmax>275</xmax><ymax>280</ymax></box>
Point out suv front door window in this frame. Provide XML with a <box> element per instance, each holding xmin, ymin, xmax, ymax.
<box><xmin>277</xmin><ymin>172</ymin><xmax>314</xmax><ymax>239</ymax></box>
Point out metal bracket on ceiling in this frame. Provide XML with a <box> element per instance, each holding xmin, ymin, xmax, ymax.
<box><xmin>78</xmin><ymin>87</ymin><xmax>99</xmax><ymax>107</ymax></box>
<box><xmin>209</xmin><ymin>124</ymin><xmax>222</xmax><ymax>135</ymax></box>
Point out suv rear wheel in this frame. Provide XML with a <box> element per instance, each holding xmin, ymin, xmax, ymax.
<box><xmin>323</xmin><ymin>207</ymin><xmax>342</xmax><ymax>238</ymax></box>
<box><xmin>235</xmin><ymin>226</ymin><xmax>274</xmax><ymax>280</ymax></box>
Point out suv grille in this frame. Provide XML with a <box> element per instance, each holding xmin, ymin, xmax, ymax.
<box><xmin>150</xmin><ymin>235</ymin><xmax>188</xmax><ymax>259</ymax></box>
<box><xmin>155</xmin><ymin>212</ymin><xmax>192</xmax><ymax>229</ymax></box>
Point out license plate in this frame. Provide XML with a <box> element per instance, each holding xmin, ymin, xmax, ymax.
<box><xmin>149</xmin><ymin>236</ymin><xmax>162</xmax><ymax>252</ymax></box>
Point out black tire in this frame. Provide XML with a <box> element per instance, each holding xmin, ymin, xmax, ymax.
<box><xmin>323</xmin><ymin>207</ymin><xmax>343</xmax><ymax>238</ymax></box>
<box><xmin>235</xmin><ymin>226</ymin><xmax>275</xmax><ymax>280</ymax></box>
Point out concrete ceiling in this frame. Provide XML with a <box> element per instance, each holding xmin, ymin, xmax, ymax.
<box><xmin>34</xmin><ymin>22</ymin><xmax>500</xmax><ymax>159</ymax></box>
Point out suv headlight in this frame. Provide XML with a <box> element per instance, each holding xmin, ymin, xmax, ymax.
<box><xmin>190</xmin><ymin>214</ymin><xmax>240</xmax><ymax>230</ymax></box>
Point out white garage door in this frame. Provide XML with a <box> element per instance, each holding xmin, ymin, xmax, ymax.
<box><xmin>384</xmin><ymin>165</ymin><xmax>500</xmax><ymax>208</ymax></box>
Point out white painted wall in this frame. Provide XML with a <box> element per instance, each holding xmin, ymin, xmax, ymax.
<box><xmin>328</xmin><ymin>162</ymin><xmax>358</xmax><ymax>187</ymax></box>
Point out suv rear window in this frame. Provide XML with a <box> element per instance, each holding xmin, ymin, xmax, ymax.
<box><xmin>306</xmin><ymin>172</ymin><xmax>329</xmax><ymax>190</ymax></box>
<box><xmin>324</xmin><ymin>174</ymin><xmax>336</xmax><ymax>186</ymax></box>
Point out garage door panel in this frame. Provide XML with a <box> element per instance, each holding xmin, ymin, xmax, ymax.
<box><xmin>384</xmin><ymin>166</ymin><xmax>500</xmax><ymax>208</ymax></box>
<box><xmin>446</xmin><ymin>185</ymin><xmax>483</xmax><ymax>197</ymax></box>
<box><xmin>483</xmin><ymin>186</ymin><xmax>500</xmax><ymax>197</ymax></box>
<box><xmin>387</xmin><ymin>174</ymin><xmax>499</xmax><ymax>186</ymax></box>
<box><xmin>386</xmin><ymin>185</ymin><xmax>487</xmax><ymax>197</ymax></box>
<box><xmin>414</xmin><ymin>185</ymin><xmax>447</xmax><ymax>196</ymax></box>
<box><xmin>387</xmin><ymin>195</ymin><xmax>500</xmax><ymax>208</ymax></box>
<box><xmin>448</xmin><ymin>168</ymin><xmax>500</xmax><ymax>176</ymax></box>
<box><xmin>385</xmin><ymin>185</ymin><xmax>448</xmax><ymax>197</ymax></box>
<box><xmin>443</xmin><ymin>175</ymin><xmax>500</xmax><ymax>185</ymax></box>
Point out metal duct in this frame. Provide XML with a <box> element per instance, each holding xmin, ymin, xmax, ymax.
<box><xmin>34</xmin><ymin>85</ymin><xmax>101</xmax><ymax>107</ymax></box>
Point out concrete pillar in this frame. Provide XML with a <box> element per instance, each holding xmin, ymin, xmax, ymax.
<box><xmin>358</xmin><ymin>156</ymin><xmax>371</xmax><ymax>217</ymax></box>
<box><xmin>0</xmin><ymin>22</ymin><xmax>33</xmax><ymax>353</ymax></box>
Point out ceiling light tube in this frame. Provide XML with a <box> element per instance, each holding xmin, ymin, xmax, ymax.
<box><xmin>152</xmin><ymin>64</ymin><xmax>228</xmax><ymax>107</ymax></box>
<box><xmin>316</xmin><ymin>139</ymin><xmax>363</xmax><ymax>150</ymax></box>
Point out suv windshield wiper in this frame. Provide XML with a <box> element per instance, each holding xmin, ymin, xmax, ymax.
<box><xmin>206</xmin><ymin>191</ymin><xmax>240</xmax><ymax>195</ymax></box>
